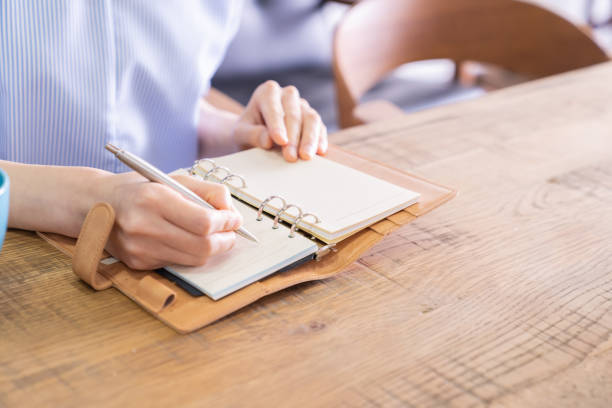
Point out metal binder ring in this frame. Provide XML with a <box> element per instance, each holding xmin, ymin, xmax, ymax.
<box><xmin>203</xmin><ymin>167</ymin><xmax>218</xmax><ymax>179</ymax></box>
<box><xmin>210</xmin><ymin>166</ymin><xmax>231</xmax><ymax>180</ymax></box>
<box><xmin>273</xmin><ymin>204</ymin><xmax>302</xmax><ymax>230</ymax></box>
<box><xmin>188</xmin><ymin>162</ymin><xmax>199</xmax><ymax>177</ymax></box>
<box><xmin>220</xmin><ymin>174</ymin><xmax>247</xmax><ymax>189</ymax></box>
<box><xmin>190</xmin><ymin>159</ymin><xmax>216</xmax><ymax>179</ymax></box>
<box><xmin>256</xmin><ymin>195</ymin><xmax>286</xmax><ymax>221</ymax></box>
<box><xmin>196</xmin><ymin>158</ymin><xmax>217</xmax><ymax>171</ymax></box>
<box><xmin>289</xmin><ymin>213</ymin><xmax>320</xmax><ymax>238</ymax></box>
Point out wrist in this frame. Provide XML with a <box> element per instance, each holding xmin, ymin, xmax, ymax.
<box><xmin>85</xmin><ymin>168</ymin><xmax>117</xmax><ymax>207</ymax></box>
<box><xmin>197</xmin><ymin>100</ymin><xmax>242</xmax><ymax>156</ymax></box>
<box><xmin>63</xmin><ymin>167</ymin><xmax>114</xmax><ymax>236</ymax></box>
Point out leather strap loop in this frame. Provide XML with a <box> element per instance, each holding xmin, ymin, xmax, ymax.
<box><xmin>73</xmin><ymin>202</ymin><xmax>115</xmax><ymax>290</ymax></box>
<box><xmin>136</xmin><ymin>276</ymin><xmax>176</xmax><ymax>312</ymax></box>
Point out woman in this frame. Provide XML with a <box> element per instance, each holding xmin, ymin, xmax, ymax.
<box><xmin>0</xmin><ymin>1</ymin><xmax>327</xmax><ymax>269</ymax></box>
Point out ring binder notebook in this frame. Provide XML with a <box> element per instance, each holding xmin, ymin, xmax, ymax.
<box><xmin>152</xmin><ymin>148</ymin><xmax>421</xmax><ymax>300</ymax></box>
<box><xmin>38</xmin><ymin>145</ymin><xmax>456</xmax><ymax>333</ymax></box>
<box><xmin>156</xmin><ymin>149</ymin><xmax>420</xmax><ymax>300</ymax></box>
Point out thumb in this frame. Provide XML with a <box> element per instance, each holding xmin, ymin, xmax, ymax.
<box><xmin>234</xmin><ymin>121</ymin><xmax>272</xmax><ymax>149</ymax></box>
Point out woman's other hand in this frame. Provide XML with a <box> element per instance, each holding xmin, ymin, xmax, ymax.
<box><xmin>233</xmin><ymin>80</ymin><xmax>328</xmax><ymax>162</ymax></box>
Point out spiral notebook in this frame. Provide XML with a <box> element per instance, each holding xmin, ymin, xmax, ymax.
<box><xmin>165</xmin><ymin>148</ymin><xmax>420</xmax><ymax>300</ymax></box>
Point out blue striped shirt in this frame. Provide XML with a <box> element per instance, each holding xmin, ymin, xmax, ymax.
<box><xmin>0</xmin><ymin>1</ymin><xmax>242</xmax><ymax>172</ymax></box>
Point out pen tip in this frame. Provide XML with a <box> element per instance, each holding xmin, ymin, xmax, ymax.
<box><xmin>241</xmin><ymin>229</ymin><xmax>259</xmax><ymax>243</ymax></box>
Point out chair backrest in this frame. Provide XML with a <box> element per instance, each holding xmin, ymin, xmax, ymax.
<box><xmin>333</xmin><ymin>0</ymin><xmax>609</xmax><ymax>128</ymax></box>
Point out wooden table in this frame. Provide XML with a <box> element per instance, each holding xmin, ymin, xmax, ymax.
<box><xmin>2</xmin><ymin>63</ymin><xmax>612</xmax><ymax>407</ymax></box>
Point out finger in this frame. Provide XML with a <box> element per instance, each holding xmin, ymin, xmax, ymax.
<box><xmin>107</xmin><ymin>228</ymin><xmax>200</xmax><ymax>270</ymax></box>
<box><xmin>317</xmin><ymin>123</ymin><xmax>328</xmax><ymax>155</ymax></box>
<box><xmin>177</xmin><ymin>176</ymin><xmax>243</xmax><ymax>221</ymax></box>
<box><xmin>153</xmin><ymin>184</ymin><xmax>243</xmax><ymax>236</ymax></box>
<box><xmin>281</xmin><ymin>86</ymin><xmax>301</xmax><ymax>162</ymax></box>
<box><xmin>258</xmin><ymin>128</ymin><xmax>274</xmax><ymax>149</ymax></box>
<box><xmin>201</xmin><ymin>207</ymin><xmax>244</xmax><ymax>235</ymax></box>
<box><xmin>111</xmin><ymin>229</ymin><xmax>236</xmax><ymax>268</ymax></box>
<box><xmin>201</xmin><ymin>231</ymin><xmax>237</xmax><ymax>260</ymax></box>
<box><xmin>256</xmin><ymin>80</ymin><xmax>288</xmax><ymax>146</ymax></box>
<box><xmin>161</xmin><ymin>229</ymin><xmax>237</xmax><ymax>265</ymax></box>
<box><xmin>298</xmin><ymin>101</ymin><xmax>321</xmax><ymax>160</ymax></box>
<box><xmin>128</xmin><ymin>214</ymin><xmax>223</xmax><ymax>260</ymax></box>
<box><xmin>173</xmin><ymin>175</ymin><xmax>233</xmax><ymax>209</ymax></box>
<box><xmin>233</xmin><ymin>122</ymin><xmax>271</xmax><ymax>149</ymax></box>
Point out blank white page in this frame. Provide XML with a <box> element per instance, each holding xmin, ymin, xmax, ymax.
<box><xmin>165</xmin><ymin>199</ymin><xmax>318</xmax><ymax>300</ymax></box>
<box><xmin>208</xmin><ymin>148</ymin><xmax>420</xmax><ymax>243</ymax></box>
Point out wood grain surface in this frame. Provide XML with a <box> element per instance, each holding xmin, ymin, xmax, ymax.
<box><xmin>2</xmin><ymin>63</ymin><xmax>612</xmax><ymax>407</ymax></box>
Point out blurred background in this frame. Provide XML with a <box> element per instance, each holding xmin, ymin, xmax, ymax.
<box><xmin>212</xmin><ymin>0</ymin><xmax>612</xmax><ymax>131</ymax></box>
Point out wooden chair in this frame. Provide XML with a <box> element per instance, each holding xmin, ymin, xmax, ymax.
<box><xmin>333</xmin><ymin>0</ymin><xmax>610</xmax><ymax>128</ymax></box>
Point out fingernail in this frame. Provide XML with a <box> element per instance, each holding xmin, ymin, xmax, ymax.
<box><xmin>276</xmin><ymin>128</ymin><xmax>288</xmax><ymax>144</ymax></box>
<box><xmin>308</xmin><ymin>143</ymin><xmax>316</xmax><ymax>158</ymax></box>
<box><xmin>232</xmin><ymin>213</ymin><xmax>243</xmax><ymax>229</ymax></box>
<box><xmin>300</xmin><ymin>145</ymin><xmax>312</xmax><ymax>160</ymax></box>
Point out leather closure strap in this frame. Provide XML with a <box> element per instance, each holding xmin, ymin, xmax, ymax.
<box><xmin>73</xmin><ymin>202</ymin><xmax>115</xmax><ymax>290</ymax></box>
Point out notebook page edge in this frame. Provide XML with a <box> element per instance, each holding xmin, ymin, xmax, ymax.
<box><xmin>205</xmin><ymin>244</ymin><xmax>317</xmax><ymax>300</ymax></box>
<box><xmin>164</xmin><ymin>238</ymin><xmax>317</xmax><ymax>300</ymax></box>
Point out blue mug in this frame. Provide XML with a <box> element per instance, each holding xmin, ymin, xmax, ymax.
<box><xmin>0</xmin><ymin>168</ymin><xmax>9</xmax><ymax>252</ymax></box>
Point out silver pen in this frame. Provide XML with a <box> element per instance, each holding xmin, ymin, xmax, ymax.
<box><xmin>105</xmin><ymin>143</ymin><xmax>258</xmax><ymax>243</ymax></box>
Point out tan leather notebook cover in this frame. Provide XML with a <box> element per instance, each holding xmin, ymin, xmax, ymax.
<box><xmin>39</xmin><ymin>145</ymin><xmax>456</xmax><ymax>333</ymax></box>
